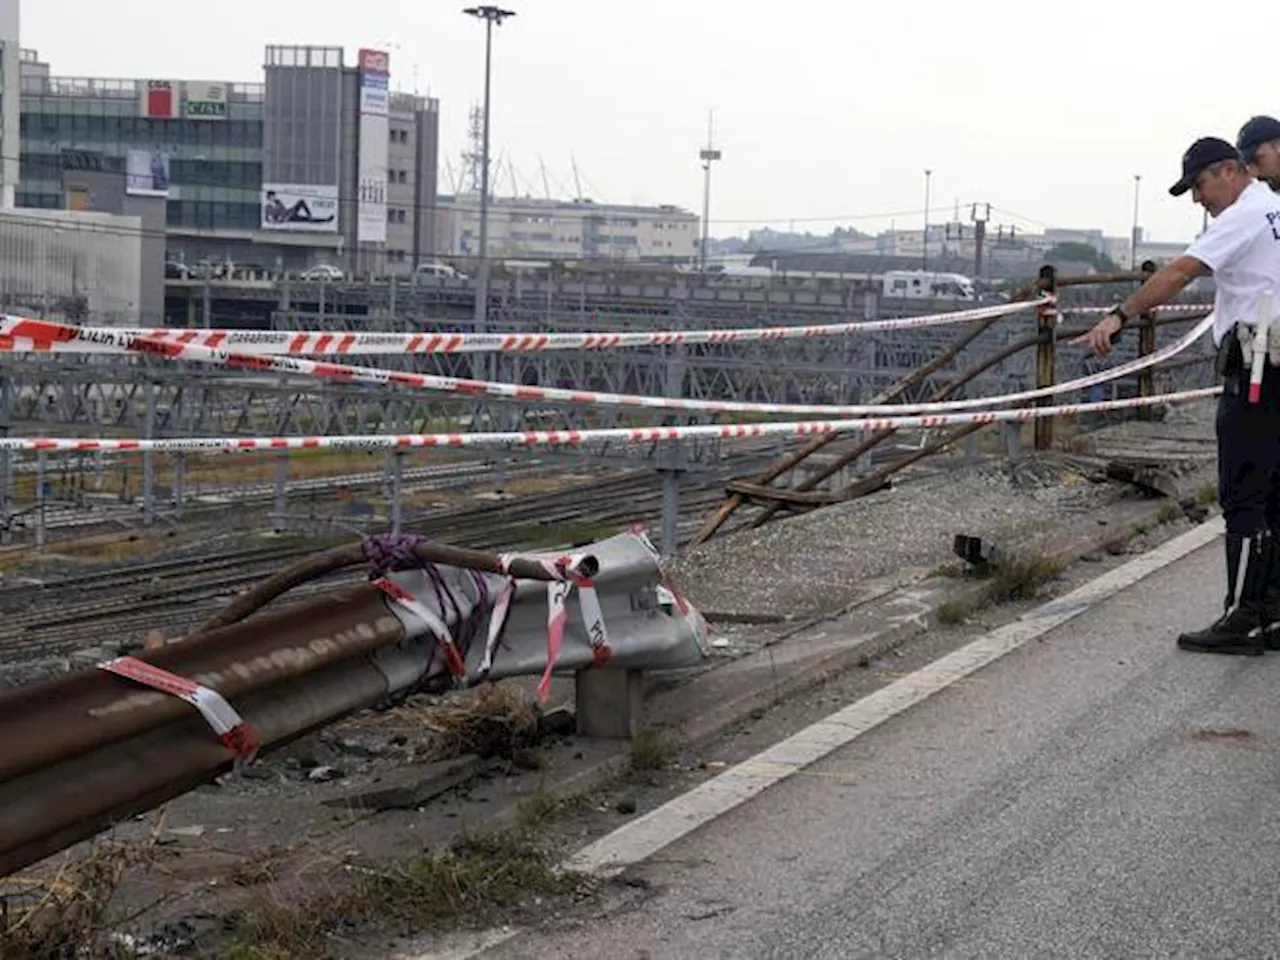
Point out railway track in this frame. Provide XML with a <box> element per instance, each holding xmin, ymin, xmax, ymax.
<box><xmin>0</xmin><ymin>437</ymin><xmax>940</xmax><ymax>666</ymax></box>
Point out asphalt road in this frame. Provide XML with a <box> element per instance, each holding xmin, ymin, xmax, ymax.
<box><xmin>486</xmin><ymin>533</ymin><xmax>1280</xmax><ymax>960</ymax></box>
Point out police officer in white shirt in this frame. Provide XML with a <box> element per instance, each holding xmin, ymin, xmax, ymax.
<box><xmin>1077</xmin><ymin>136</ymin><xmax>1280</xmax><ymax>655</ymax></box>
<box><xmin>1238</xmin><ymin>116</ymin><xmax>1280</xmax><ymax>191</ymax></box>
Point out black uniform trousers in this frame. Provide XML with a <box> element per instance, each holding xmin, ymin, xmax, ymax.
<box><xmin>1217</xmin><ymin>337</ymin><xmax>1280</xmax><ymax>537</ymax></box>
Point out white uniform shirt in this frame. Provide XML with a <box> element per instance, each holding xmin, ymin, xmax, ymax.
<box><xmin>1185</xmin><ymin>180</ymin><xmax>1280</xmax><ymax>345</ymax></box>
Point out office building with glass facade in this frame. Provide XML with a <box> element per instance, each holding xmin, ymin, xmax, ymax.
<box><xmin>17</xmin><ymin>44</ymin><xmax>439</xmax><ymax>278</ymax></box>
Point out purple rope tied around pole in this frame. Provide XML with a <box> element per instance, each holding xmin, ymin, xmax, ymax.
<box><xmin>361</xmin><ymin>534</ymin><xmax>492</xmax><ymax>696</ymax></box>
<box><xmin>361</xmin><ymin>532</ymin><xmax>428</xmax><ymax>578</ymax></box>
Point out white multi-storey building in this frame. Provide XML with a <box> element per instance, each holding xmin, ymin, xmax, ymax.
<box><xmin>436</xmin><ymin>195</ymin><xmax>699</xmax><ymax>263</ymax></box>
<box><xmin>0</xmin><ymin>0</ymin><xmax>19</xmax><ymax>208</ymax></box>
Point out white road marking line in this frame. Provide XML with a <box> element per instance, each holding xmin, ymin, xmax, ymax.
<box><xmin>562</xmin><ymin>517</ymin><xmax>1224</xmax><ymax>878</ymax></box>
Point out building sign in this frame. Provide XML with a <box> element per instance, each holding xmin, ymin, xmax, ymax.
<box><xmin>125</xmin><ymin>149</ymin><xmax>170</xmax><ymax>197</ymax></box>
<box><xmin>185</xmin><ymin>81</ymin><xmax>228</xmax><ymax>120</ymax></box>
<box><xmin>140</xmin><ymin>80</ymin><xmax>180</xmax><ymax>119</ymax></box>
<box><xmin>356</xmin><ymin>48</ymin><xmax>389</xmax><ymax>245</ymax></box>
<box><xmin>261</xmin><ymin>183</ymin><xmax>339</xmax><ymax>233</ymax></box>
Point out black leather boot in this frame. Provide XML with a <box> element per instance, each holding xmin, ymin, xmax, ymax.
<box><xmin>1178</xmin><ymin>532</ymin><xmax>1272</xmax><ymax>656</ymax></box>
<box><xmin>1261</xmin><ymin>528</ymin><xmax>1280</xmax><ymax>650</ymax></box>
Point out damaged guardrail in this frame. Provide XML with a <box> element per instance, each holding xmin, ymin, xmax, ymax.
<box><xmin>0</xmin><ymin>529</ymin><xmax>708</xmax><ymax>878</ymax></box>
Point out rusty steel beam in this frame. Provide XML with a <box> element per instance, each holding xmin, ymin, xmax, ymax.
<box><xmin>0</xmin><ymin>585</ymin><xmax>399</xmax><ymax>785</ymax></box>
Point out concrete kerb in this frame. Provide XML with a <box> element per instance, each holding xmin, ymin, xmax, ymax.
<box><xmin>416</xmin><ymin>490</ymin><xmax>1221</xmax><ymax>836</ymax></box>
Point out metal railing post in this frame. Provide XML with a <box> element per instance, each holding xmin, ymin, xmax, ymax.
<box><xmin>1137</xmin><ymin>259</ymin><xmax>1158</xmax><ymax>420</ymax></box>
<box><xmin>389</xmin><ymin>451</ymin><xmax>404</xmax><ymax>535</ymax></box>
<box><xmin>272</xmin><ymin>451</ymin><xmax>288</xmax><ymax>534</ymax></box>
<box><xmin>1033</xmin><ymin>265</ymin><xmax>1058</xmax><ymax>451</ymax></box>
<box><xmin>142</xmin><ymin>380</ymin><xmax>157</xmax><ymax>526</ymax></box>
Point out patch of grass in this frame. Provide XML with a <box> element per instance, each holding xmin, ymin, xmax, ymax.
<box><xmin>219</xmin><ymin>828</ymin><xmax>589</xmax><ymax>959</ymax></box>
<box><xmin>343</xmin><ymin>684</ymin><xmax>540</xmax><ymax>762</ymax></box>
<box><xmin>629</xmin><ymin>729</ymin><xmax>676</xmax><ymax>773</ymax></box>
<box><xmin>1128</xmin><ymin>522</ymin><xmax>1152</xmax><ymax>538</ymax></box>
<box><xmin>1156</xmin><ymin>502</ymin><xmax>1183</xmax><ymax>525</ymax></box>
<box><xmin>982</xmin><ymin>554</ymin><xmax>1065</xmax><ymax>605</ymax></box>
<box><xmin>935</xmin><ymin>551</ymin><xmax>1065</xmax><ymax>627</ymax></box>
<box><xmin>936</xmin><ymin>597</ymin><xmax>978</xmax><ymax>625</ymax></box>
<box><xmin>517</xmin><ymin>789</ymin><xmax>564</xmax><ymax>830</ymax></box>
<box><xmin>1196</xmin><ymin>482</ymin><xmax>1218</xmax><ymax>506</ymax></box>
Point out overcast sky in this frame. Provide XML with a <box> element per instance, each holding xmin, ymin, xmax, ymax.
<box><xmin>21</xmin><ymin>0</ymin><xmax>1268</xmax><ymax>244</ymax></box>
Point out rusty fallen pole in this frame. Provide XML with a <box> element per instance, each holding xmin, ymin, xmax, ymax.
<box><xmin>693</xmin><ymin>309</ymin><xmax>1011</xmax><ymax>545</ymax></box>
<box><xmin>193</xmin><ymin>537</ymin><xmax>581</xmax><ymax>636</ymax></box>
<box><xmin>740</xmin><ymin>308</ymin><xmax>1212</xmax><ymax>528</ymax></box>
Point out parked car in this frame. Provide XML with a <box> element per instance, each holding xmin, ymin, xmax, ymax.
<box><xmin>413</xmin><ymin>261</ymin><xmax>467</xmax><ymax>282</ymax></box>
<box><xmin>301</xmin><ymin>263</ymin><xmax>344</xmax><ymax>282</ymax></box>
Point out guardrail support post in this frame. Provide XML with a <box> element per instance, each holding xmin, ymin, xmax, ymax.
<box><xmin>35</xmin><ymin>451</ymin><xmax>46</xmax><ymax>548</ymax></box>
<box><xmin>389</xmin><ymin>451</ymin><xmax>404</xmax><ymax>535</ymax></box>
<box><xmin>575</xmin><ymin>668</ymin><xmax>645</xmax><ymax>740</ymax></box>
<box><xmin>1137</xmin><ymin>259</ymin><xmax>1158</xmax><ymax>420</ymax></box>
<box><xmin>1033</xmin><ymin>265</ymin><xmax>1058</xmax><ymax>451</ymax></box>
<box><xmin>0</xmin><ymin>372</ymin><xmax>12</xmax><ymax>543</ymax></box>
<box><xmin>271</xmin><ymin>451</ymin><xmax>289</xmax><ymax>534</ymax></box>
<box><xmin>142</xmin><ymin>381</ymin><xmax>157</xmax><ymax>526</ymax></box>
<box><xmin>658</xmin><ymin>303</ymin><xmax>687</xmax><ymax>556</ymax></box>
<box><xmin>174</xmin><ymin>453</ymin><xmax>186</xmax><ymax>517</ymax></box>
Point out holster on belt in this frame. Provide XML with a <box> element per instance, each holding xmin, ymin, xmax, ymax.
<box><xmin>1233</xmin><ymin>324</ymin><xmax>1280</xmax><ymax>370</ymax></box>
<box><xmin>1217</xmin><ymin>330</ymin><xmax>1244</xmax><ymax>378</ymax></box>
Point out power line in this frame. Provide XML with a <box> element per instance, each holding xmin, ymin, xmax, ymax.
<box><xmin>17</xmin><ymin>148</ymin><xmax>1000</xmax><ymax>229</ymax></box>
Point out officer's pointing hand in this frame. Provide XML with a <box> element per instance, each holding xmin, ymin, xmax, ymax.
<box><xmin>1071</xmin><ymin>314</ymin><xmax>1122</xmax><ymax>357</ymax></box>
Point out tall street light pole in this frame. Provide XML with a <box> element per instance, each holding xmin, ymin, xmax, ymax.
<box><xmin>1130</xmin><ymin>174</ymin><xmax>1141</xmax><ymax>270</ymax></box>
<box><xmin>463</xmin><ymin>5</ymin><xmax>515</xmax><ymax>340</ymax></box>
<box><xmin>699</xmin><ymin>111</ymin><xmax>721</xmax><ymax>271</ymax></box>
<box><xmin>922</xmin><ymin>169</ymin><xmax>932</xmax><ymax>271</ymax></box>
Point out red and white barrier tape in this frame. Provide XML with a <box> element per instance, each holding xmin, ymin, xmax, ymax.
<box><xmin>1061</xmin><ymin>303</ymin><xmax>1211</xmax><ymax>316</ymax></box>
<box><xmin>0</xmin><ymin>299</ymin><xmax>1047</xmax><ymax>356</ymax></box>
<box><xmin>98</xmin><ymin>656</ymin><xmax>261</xmax><ymax>761</ymax></box>
<box><xmin>0</xmin><ymin>311</ymin><xmax>1214</xmax><ymax>419</ymax></box>
<box><xmin>374</xmin><ymin>578</ymin><xmax>467</xmax><ymax>679</ymax></box>
<box><xmin>0</xmin><ymin>386</ymin><xmax>1223</xmax><ymax>456</ymax></box>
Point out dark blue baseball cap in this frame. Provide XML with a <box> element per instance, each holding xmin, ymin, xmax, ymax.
<box><xmin>1237</xmin><ymin>115</ymin><xmax>1280</xmax><ymax>163</ymax></box>
<box><xmin>1169</xmin><ymin>137</ymin><xmax>1242</xmax><ymax>196</ymax></box>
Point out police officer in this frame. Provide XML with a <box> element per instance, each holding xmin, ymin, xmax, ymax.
<box><xmin>1076</xmin><ymin>136</ymin><xmax>1280</xmax><ymax>655</ymax></box>
<box><xmin>1238</xmin><ymin>115</ymin><xmax>1280</xmax><ymax>190</ymax></box>
<box><xmin>1236</xmin><ymin>116</ymin><xmax>1280</xmax><ymax>643</ymax></box>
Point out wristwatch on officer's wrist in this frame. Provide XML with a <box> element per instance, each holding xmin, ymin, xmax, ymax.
<box><xmin>1107</xmin><ymin>304</ymin><xmax>1129</xmax><ymax>327</ymax></box>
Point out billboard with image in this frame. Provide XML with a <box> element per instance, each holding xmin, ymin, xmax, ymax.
<box><xmin>357</xmin><ymin>48</ymin><xmax>389</xmax><ymax>245</ymax></box>
<box><xmin>125</xmin><ymin>149</ymin><xmax>170</xmax><ymax>197</ymax></box>
<box><xmin>261</xmin><ymin>183</ymin><xmax>339</xmax><ymax>233</ymax></box>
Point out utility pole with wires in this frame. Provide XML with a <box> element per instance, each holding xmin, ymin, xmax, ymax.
<box><xmin>970</xmin><ymin>202</ymin><xmax>990</xmax><ymax>278</ymax></box>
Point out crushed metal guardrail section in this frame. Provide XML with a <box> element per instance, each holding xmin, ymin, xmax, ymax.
<box><xmin>0</xmin><ymin>529</ymin><xmax>707</xmax><ymax>878</ymax></box>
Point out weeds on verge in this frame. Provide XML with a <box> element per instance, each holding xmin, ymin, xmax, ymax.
<box><xmin>1196</xmin><ymin>482</ymin><xmax>1218</xmax><ymax>507</ymax></box>
<box><xmin>0</xmin><ymin>841</ymin><xmax>154</xmax><ymax>960</ymax></box>
<box><xmin>935</xmin><ymin>551</ymin><xmax>1065</xmax><ymax>626</ymax></box>
<box><xmin>629</xmin><ymin>729</ymin><xmax>676</xmax><ymax>773</ymax></box>
<box><xmin>1156</xmin><ymin>502</ymin><xmax>1183</xmax><ymax>525</ymax></box>
<box><xmin>220</xmin><ymin>827</ymin><xmax>589</xmax><ymax>959</ymax></box>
